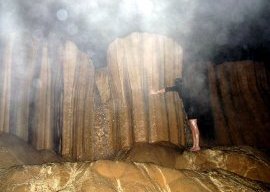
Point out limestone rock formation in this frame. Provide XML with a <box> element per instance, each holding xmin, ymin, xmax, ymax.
<box><xmin>0</xmin><ymin>33</ymin><xmax>188</xmax><ymax>161</ymax></box>
<box><xmin>0</xmin><ymin>34</ymin><xmax>96</xmax><ymax>160</ymax></box>
<box><xmin>0</xmin><ymin>160</ymin><xmax>269</xmax><ymax>192</ymax></box>
<box><xmin>1</xmin><ymin>134</ymin><xmax>269</xmax><ymax>191</ymax></box>
<box><xmin>114</xmin><ymin>142</ymin><xmax>182</xmax><ymax>169</ymax></box>
<box><xmin>175</xmin><ymin>146</ymin><xmax>270</xmax><ymax>184</ymax></box>
<box><xmin>208</xmin><ymin>61</ymin><xmax>270</xmax><ymax>148</ymax></box>
<box><xmin>92</xmin><ymin>68</ymin><xmax>116</xmax><ymax>160</ymax></box>
<box><xmin>116</xmin><ymin>143</ymin><xmax>270</xmax><ymax>184</ymax></box>
<box><xmin>0</xmin><ymin>133</ymin><xmax>63</xmax><ymax>169</ymax></box>
<box><xmin>108</xmin><ymin>32</ymin><xmax>187</xmax><ymax>149</ymax></box>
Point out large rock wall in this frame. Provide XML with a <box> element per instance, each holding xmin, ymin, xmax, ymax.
<box><xmin>92</xmin><ymin>68</ymin><xmax>116</xmax><ymax>160</ymax></box>
<box><xmin>208</xmin><ymin>61</ymin><xmax>270</xmax><ymax>147</ymax></box>
<box><xmin>0</xmin><ymin>35</ymin><xmax>96</xmax><ymax>160</ymax></box>
<box><xmin>0</xmin><ymin>32</ymin><xmax>186</xmax><ymax>160</ymax></box>
<box><xmin>108</xmin><ymin>33</ymin><xmax>187</xmax><ymax>149</ymax></box>
<box><xmin>61</xmin><ymin>41</ymin><xmax>95</xmax><ymax>160</ymax></box>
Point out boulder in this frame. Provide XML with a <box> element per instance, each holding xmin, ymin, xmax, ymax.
<box><xmin>175</xmin><ymin>146</ymin><xmax>270</xmax><ymax>183</ymax></box>
<box><xmin>0</xmin><ymin>133</ymin><xmax>63</xmax><ymax>169</ymax></box>
<box><xmin>0</xmin><ymin>160</ymin><xmax>268</xmax><ymax>192</ymax></box>
<box><xmin>116</xmin><ymin>143</ymin><xmax>270</xmax><ymax>183</ymax></box>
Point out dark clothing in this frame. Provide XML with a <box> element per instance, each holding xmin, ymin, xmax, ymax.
<box><xmin>165</xmin><ymin>85</ymin><xmax>198</xmax><ymax>119</ymax></box>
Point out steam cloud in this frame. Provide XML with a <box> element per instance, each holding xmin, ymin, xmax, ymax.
<box><xmin>1</xmin><ymin>0</ymin><xmax>269</xmax><ymax>66</ymax></box>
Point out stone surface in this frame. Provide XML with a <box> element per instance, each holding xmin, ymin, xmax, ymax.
<box><xmin>1</xmin><ymin>135</ymin><xmax>270</xmax><ymax>191</ymax></box>
<box><xmin>0</xmin><ymin>33</ymin><xmax>189</xmax><ymax>161</ymax></box>
<box><xmin>0</xmin><ymin>133</ymin><xmax>63</xmax><ymax>169</ymax></box>
<box><xmin>175</xmin><ymin>146</ymin><xmax>270</xmax><ymax>184</ymax></box>
<box><xmin>0</xmin><ymin>160</ymin><xmax>269</xmax><ymax>192</ymax></box>
<box><xmin>114</xmin><ymin>142</ymin><xmax>182</xmax><ymax>169</ymax></box>
<box><xmin>208</xmin><ymin>61</ymin><xmax>270</xmax><ymax>148</ymax></box>
<box><xmin>116</xmin><ymin>143</ymin><xmax>270</xmax><ymax>184</ymax></box>
<box><xmin>108</xmin><ymin>32</ymin><xmax>187</xmax><ymax>148</ymax></box>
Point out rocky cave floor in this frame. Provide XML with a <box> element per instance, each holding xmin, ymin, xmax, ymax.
<box><xmin>0</xmin><ymin>133</ymin><xmax>270</xmax><ymax>192</ymax></box>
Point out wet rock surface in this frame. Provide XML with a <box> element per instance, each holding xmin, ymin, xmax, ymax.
<box><xmin>0</xmin><ymin>135</ymin><xmax>270</xmax><ymax>191</ymax></box>
<box><xmin>114</xmin><ymin>142</ymin><xmax>182</xmax><ymax>168</ymax></box>
<box><xmin>175</xmin><ymin>146</ymin><xmax>270</xmax><ymax>183</ymax></box>
<box><xmin>116</xmin><ymin>143</ymin><xmax>270</xmax><ymax>184</ymax></box>
<box><xmin>0</xmin><ymin>160</ymin><xmax>269</xmax><ymax>192</ymax></box>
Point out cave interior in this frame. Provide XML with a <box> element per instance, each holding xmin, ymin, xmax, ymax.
<box><xmin>0</xmin><ymin>0</ymin><xmax>270</xmax><ymax>191</ymax></box>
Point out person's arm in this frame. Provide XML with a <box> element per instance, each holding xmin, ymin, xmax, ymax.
<box><xmin>150</xmin><ymin>88</ymin><xmax>165</xmax><ymax>95</ymax></box>
<box><xmin>151</xmin><ymin>86</ymin><xmax>178</xmax><ymax>95</ymax></box>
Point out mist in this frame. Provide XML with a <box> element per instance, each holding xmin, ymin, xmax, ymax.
<box><xmin>1</xmin><ymin>0</ymin><xmax>269</xmax><ymax>67</ymax></box>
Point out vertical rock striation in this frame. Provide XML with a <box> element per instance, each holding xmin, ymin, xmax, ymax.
<box><xmin>60</xmin><ymin>41</ymin><xmax>95</xmax><ymax>160</ymax></box>
<box><xmin>108</xmin><ymin>32</ymin><xmax>186</xmax><ymax>149</ymax></box>
<box><xmin>208</xmin><ymin>61</ymin><xmax>270</xmax><ymax>147</ymax></box>
<box><xmin>0</xmin><ymin>32</ymin><xmax>187</xmax><ymax>160</ymax></box>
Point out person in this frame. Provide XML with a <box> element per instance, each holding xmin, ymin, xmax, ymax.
<box><xmin>151</xmin><ymin>78</ymin><xmax>200</xmax><ymax>151</ymax></box>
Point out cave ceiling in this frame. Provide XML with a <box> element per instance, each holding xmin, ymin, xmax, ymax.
<box><xmin>0</xmin><ymin>0</ymin><xmax>270</xmax><ymax>67</ymax></box>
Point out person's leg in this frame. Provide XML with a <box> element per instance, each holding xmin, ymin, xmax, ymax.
<box><xmin>189</xmin><ymin>119</ymin><xmax>200</xmax><ymax>151</ymax></box>
<box><xmin>190</xmin><ymin>120</ymin><xmax>196</xmax><ymax>148</ymax></box>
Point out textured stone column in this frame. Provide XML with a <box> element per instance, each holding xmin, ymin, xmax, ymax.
<box><xmin>108</xmin><ymin>32</ymin><xmax>185</xmax><ymax>148</ymax></box>
<box><xmin>209</xmin><ymin>61</ymin><xmax>270</xmax><ymax>147</ymax></box>
<box><xmin>61</xmin><ymin>41</ymin><xmax>95</xmax><ymax>160</ymax></box>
